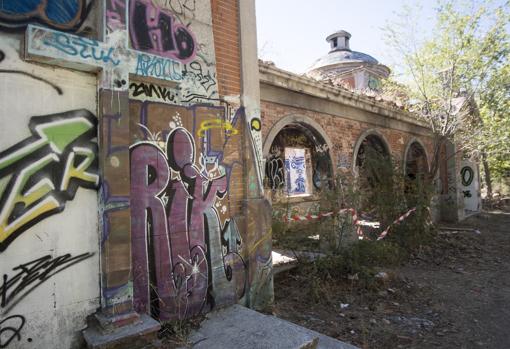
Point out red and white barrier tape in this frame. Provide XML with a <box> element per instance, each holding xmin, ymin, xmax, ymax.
<box><xmin>283</xmin><ymin>208</ymin><xmax>356</xmax><ymax>222</ymax></box>
<box><xmin>283</xmin><ymin>207</ymin><xmax>418</xmax><ymax>241</ymax></box>
<box><xmin>376</xmin><ymin>208</ymin><xmax>417</xmax><ymax>240</ymax></box>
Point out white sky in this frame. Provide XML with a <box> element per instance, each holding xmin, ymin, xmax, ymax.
<box><xmin>255</xmin><ymin>0</ymin><xmax>499</xmax><ymax>75</ymax></box>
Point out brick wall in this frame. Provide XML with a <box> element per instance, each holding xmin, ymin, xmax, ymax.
<box><xmin>261</xmin><ymin>100</ymin><xmax>435</xmax><ymax>173</ymax></box>
<box><xmin>211</xmin><ymin>0</ymin><xmax>241</xmax><ymax>98</ymax></box>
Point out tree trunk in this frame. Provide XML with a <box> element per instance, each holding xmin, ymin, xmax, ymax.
<box><xmin>481</xmin><ymin>152</ymin><xmax>493</xmax><ymax>199</ymax></box>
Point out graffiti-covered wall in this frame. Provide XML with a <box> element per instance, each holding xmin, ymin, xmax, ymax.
<box><xmin>0</xmin><ymin>32</ymin><xmax>100</xmax><ymax>348</ymax></box>
<box><xmin>0</xmin><ymin>0</ymin><xmax>271</xmax><ymax>348</ymax></box>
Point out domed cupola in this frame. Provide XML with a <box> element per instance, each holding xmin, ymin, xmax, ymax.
<box><xmin>306</xmin><ymin>30</ymin><xmax>390</xmax><ymax>90</ymax></box>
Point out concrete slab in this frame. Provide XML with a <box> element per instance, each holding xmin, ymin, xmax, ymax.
<box><xmin>183</xmin><ymin>305</ymin><xmax>359</xmax><ymax>349</ymax></box>
<box><xmin>273</xmin><ymin>249</ymin><xmax>328</xmax><ymax>275</ymax></box>
<box><xmin>82</xmin><ymin>314</ymin><xmax>160</xmax><ymax>349</ymax></box>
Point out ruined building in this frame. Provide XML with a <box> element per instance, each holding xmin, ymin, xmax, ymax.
<box><xmin>0</xmin><ymin>2</ymin><xmax>480</xmax><ymax>348</ymax></box>
<box><xmin>260</xmin><ymin>30</ymin><xmax>481</xmax><ymax>224</ymax></box>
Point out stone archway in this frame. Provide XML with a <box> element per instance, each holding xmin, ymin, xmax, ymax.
<box><xmin>403</xmin><ymin>138</ymin><xmax>429</xmax><ymax>179</ymax></box>
<box><xmin>263</xmin><ymin>114</ymin><xmax>334</xmax><ymax>195</ymax></box>
<box><xmin>352</xmin><ymin>129</ymin><xmax>391</xmax><ymax>175</ymax></box>
<box><xmin>263</xmin><ymin>115</ymin><xmax>334</xmax><ymax>159</ymax></box>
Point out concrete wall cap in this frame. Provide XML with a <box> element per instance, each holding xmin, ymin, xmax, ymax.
<box><xmin>259</xmin><ymin>61</ymin><xmax>429</xmax><ymax>129</ymax></box>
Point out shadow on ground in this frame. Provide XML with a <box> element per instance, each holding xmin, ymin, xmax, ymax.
<box><xmin>273</xmin><ymin>208</ymin><xmax>510</xmax><ymax>349</ymax></box>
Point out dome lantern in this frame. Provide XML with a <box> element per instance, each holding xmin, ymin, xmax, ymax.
<box><xmin>306</xmin><ymin>30</ymin><xmax>391</xmax><ymax>90</ymax></box>
<box><xmin>326</xmin><ymin>30</ymin><xmax>352</xmax><ymax>52</ymax></box>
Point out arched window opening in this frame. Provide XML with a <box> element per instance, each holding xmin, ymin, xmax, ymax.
<box><xmin>405</xmin><ymin>141</ymin><xmax>428</xmax><ymax>180</ymax></box>
<box><xmin>354</xmin><ymin>134</ymin><xmax>391</xmax><ymax>188</ymax></box>
<box><xmin>265</xmin><ymin>123</ymin><xmax>333</xmax><ymax>198</ymax></box>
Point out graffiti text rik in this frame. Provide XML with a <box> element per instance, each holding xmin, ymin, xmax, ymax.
<box><xmin>131</xmin><ymin>127</ymin><xmax>245</xmax><ymax>320</ymax></box>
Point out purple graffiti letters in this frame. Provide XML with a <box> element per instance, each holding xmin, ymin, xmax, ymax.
<box><xmin>130</xmin><ymin>0</ymin><xmax>196</xmax><ymax>63</ymax></box>
<box><xmin>167</xmin><ymin>129</ymin><xmax>227</xmax><ymax>247</ymax></box>
<box><xmin>130</xmin><ymin>143</ymin><xmax>176</xmax><ymax>318</ymax></box>
<box><xmin>131</xmin><ymin>127</ymin><xmax>229</xmax><ymax>320</ymax></box>
<box><xmin>106</xmin><ymin>0</ymin><xmax>127</xmax><ymax>33</ymax></box>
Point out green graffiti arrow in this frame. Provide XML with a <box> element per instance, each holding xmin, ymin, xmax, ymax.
<box><xmin>0</xmin><ymin>117</ymin><xmax>94</xmax><ymax>172</ymax></box>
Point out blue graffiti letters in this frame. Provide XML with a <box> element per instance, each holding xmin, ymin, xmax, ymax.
<box><xmin>135</xmin><ymin>53</ymin><xmax>182</xmax><ymax>80</ymax></box>
<box><xmin>43</xmin><ymin>32</ymin><xmax>120</xmax><ymax>66</ymax></box>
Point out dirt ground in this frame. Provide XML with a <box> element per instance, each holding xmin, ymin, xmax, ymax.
<box><xmin>273</xmin><ymin>208</ymin><xmax>510</xmax><ymax>349</ymax></box>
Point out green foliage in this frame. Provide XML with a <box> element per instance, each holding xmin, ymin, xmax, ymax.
<box><xmin>315</xmin><ymin>241</ymin><xmax>404</xmax><ymax>277</ymax></box>
<box><xmin>357</xmin><ymin>148</ymin><xmax>434</xmax><ymax>232</ymax></box>
<box><xmin>272</xmin><ymin>218</ymin><xmax>322</xmax><ymax>253</ymax></box>
<box><xmin>383</xmin><ymin>0</ymin><xmax>510</xmax><ymax>183</ymax></box>
<box><xmin>275</xmin><ymin>150</ymin><xmax>436</xmax><ymax>295</ymax></box>
<box><xmin>158</xmin><ymin>316</ymin><xmax>204</xmax><ymax>347</ymax></box>
<box><xmin>300</xmin><ymin>240</ymin><xmax>404</xmax><ymax>303</ymax></box>
<box><xmin>311</xmin><ymin>151</ymin><xmax>436</xmax><ymax>284</ymax></box>
<box><xmin>477</xmin><ymin>63</ymin><xmax>510</xmax><ymax>180</ymax></box>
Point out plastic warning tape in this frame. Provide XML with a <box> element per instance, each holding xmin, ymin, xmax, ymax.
<box><xmin>283</xmin><ymin>208</ymin><xmax>355</xmax><ymax>223</ymax></box>
<box><xmin>376</xmin><ymin>208</ymin><xmax>417</xmax><ymax>240</ymax></box>
<box><xmin>282</xmin><ymin>207</ymin><xmax>418</xmax><ymax>241</ymax></box>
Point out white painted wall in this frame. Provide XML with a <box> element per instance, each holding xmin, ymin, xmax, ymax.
<box><xmin>460</xmin><ymin>160</ymin><xmax>481</xmax><ymax>215</ymax></box>
<box><xmin>0</xmin><ymin>34</ymin><xmax>99</xmax><ymax>349</ymax></box>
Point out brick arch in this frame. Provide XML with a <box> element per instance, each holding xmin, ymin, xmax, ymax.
<box><xmin>403</xmin><ymin>137</ymin><xmax>430</xmax><ymax>174</ymax></box>
<box><xmin>352</xmin><ymin>128</ymin><xmax>391</xmax><ymax>174</ymax></box>
<box><xmin>262</xmin><ymin>114</ymin><xmax>334</xmax><ymax>159</ymax></box>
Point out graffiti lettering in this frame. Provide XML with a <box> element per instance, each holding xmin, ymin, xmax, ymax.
<box><xmin>315</xmin><ymin>143</ymin><xmax>329</xmax><ymax>154</ymax></box>
<box><xmin>0</xmin><ymin>0</ymin><xmax>91</xmax><ymax>31</ymax></box>
<box><xmin>0</xmin><ymin>315</ymin><xmax>25</xmax><ymax>348</ymax></box>
<box><xmin>131</xmin><ymin>127</ymin><xmax>234</xmax><ymax>319</ymax></box>
<box><xmin>1</xmin><ymin>253</ymin><xmax>93</xmax><ymax>312</ymax></box>
<box><xmin>129</xmin><ymin>101</ymin><xmax>255</xmax><ymax>320</ymax></box>
<box><xmin>182</xmin><ymin>62</ymin><xmax>217</xmax><ymax>93</ymax></box>
<box><xmin>447</xmin><ymin>165</ymin><xmax>456</xmax><ymax>194</ymax></box>
<box><xmin>130</xmin><ymin>0</ymin><xmax>196</xmax><ymax>63</ymax></box>
<box><xmin>337</xmin><ymin>153</ymin><xmax>350</xmax><ymax>169</ymax></box>
<box><xmin>129</xmin><ymin>82</ymin><xmax>176</xmax><ymax>103</ymax></box>
<box><xmin>135</xmin><ymin>53</ymin><xmax>182</xmax><ymax>80</ymax></box>
<box><xmin>285</xmin><ymin>149</ymin><xmax>307</xmax><ymax>194</ymax></box>
<box><xmin>265</xmin><ymin>157</ymin><xmax>285</xmax><ymax>191</ymax></box>
<box><xmin>197</xmin><ymin>119</ymin><xmax>238</xmax><ymax>137</ymax></box>
<box><xmin>106</xmin><ymin>0</ymin><xmax>127</xmax><ymax>33</ymax></box>
<box><xmin>168</xmin><ymin>0</ymin><xmax>197</xmax><ymax>19</ymax></box>
<box><xmin>269</xmin><ymin>146</ymin><xmax>282</xmax><ymax>158</ymax></box>
<box><xmin>0</xmin><ymin>110</ymin><xmax>99</xmax><ymax>251</ymax></box>
<box><xmin>43</xmin><ymin>32</ymin><xmax>120</xmax><ymax>66</ymax></box>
